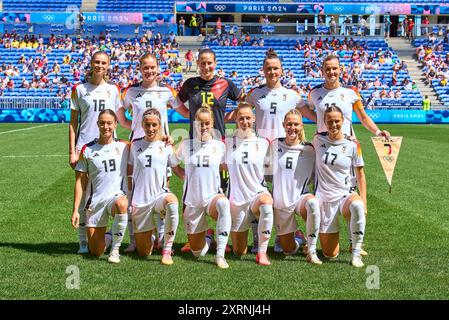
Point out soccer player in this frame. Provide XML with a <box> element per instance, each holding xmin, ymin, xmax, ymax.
<box><xmin>270</xmin><ymin>109</ymin><xmax>322</xmax><ymax>265</ymax></box>
<box><xmin>69</xmin><ymin>51</ymin><xmax>127</xmax><ymax>254</ymax></box>
<box><xmin>312</xmin><ymin>106</ymin><xmax>367</xmax><ymax>267</ymax></box>
<box><xmin>127</xmin><ymin>108</ymin><xmax>181</xmax><ymax>265</ymax></box>
<box><xmin>308</xmin><ymin>54</ymin><xmax>390</xmax><ymax>255</ymax></box>
<box><xmin>117</xmin><ymin>53</ymin><xmax>180</xmax><ymax>253</ymax></box>
<box><xmin>176</xmin><ymin>48</ymin><xmax>243</xmax><ymax>253</ymax></box>
<box><xmin>226</xmin><ymin>49</ymin><xmax>315</xmax><ymax>253</ymax></box>
<box><xmin>71</xmin><ymin>110</ymin><xmax>129</xmax><ymax>264</ymax></box>
<box><xmin>223</xmin><ymin>103</ymin><xmax>273</xmax><ymax>266</ymax></box>
<box><xmin>171</xmin><ymin>104</ymin><xmax>232</xmax><ymax>269</ymax></box>
<box><xmin>308</xmin><ymin>54</ymin><xmax>390</xmax><ymax>139</ymax></box>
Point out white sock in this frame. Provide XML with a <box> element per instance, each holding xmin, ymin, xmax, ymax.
<box><xmin>258</xmin><ymin>204</ymin><xmax>273</xmax><ymax>254</ymax></box>
<box><xmin>215</xmin><ymin>198</ymin><xmax>231</xmax><ymax>258</ymax></box>
<box><xmin>163</xmin><ymin>203</ymin><xmax>179</xmax><ymax>252</ymax></box>
<box><xmin>305</xmin><ymin>198</ymin><xmax>320</xmax><ymax>254</ymax></box>
<box><xmin>349</xmin><ymin>201</ymin><xmax>366</xmax><ymax>256</ymax></box>
<box><xmin>78</xmin><ymin>209</ymin><xmax>87</xmax><ymax>248</ymax></box>
<box><xmin>127</xmin><ymin>210</ymin><xmax>135</xmax><ymax>245</ymax></box>
<box><xmin>155</xmin><ymin>213</ymin><xmax>165</xmax><ymax>244</ymax></box>
<box><xmin>111</xmin><ymin>214</ymin><xmax>128</xmax><ymax>251</ymax></box>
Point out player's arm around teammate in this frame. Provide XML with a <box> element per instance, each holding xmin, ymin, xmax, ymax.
<box><xmin>270</xmin><ymin>109</ymin><xmax>322</xmax><ymax>265</ymax></box>
<box><xmin>171</xmin><ymin>104</ymin><xmax>232</xmax><ymax>269</ymax></box>
<box><xmin>313</xmin><ymin>106</ymin><xmax>367</xmax><ymax>268</ymax></box>
<box><xmin>223</xmin><ymin>103</ymin><xmax>273</xmax><ymax>266</ymax></box>
<box><xmin>127</xmin><ymin>108</ymin><xmax>179</xmax><ymax>265</ymax></box>
<box><xmin>71</xmin><ymin>110</ymin><xmax>129</xmax><ymax>263</ymax></box>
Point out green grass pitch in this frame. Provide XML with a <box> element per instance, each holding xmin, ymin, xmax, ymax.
<box><xmin>0</xmin><ymin>122</ymin><xmax>448</xmax><ymax>299</ymax></box>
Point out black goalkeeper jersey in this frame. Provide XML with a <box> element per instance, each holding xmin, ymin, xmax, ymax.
<box><xmin>178</xmin><ymin>76</ymin><xmax>241</xmax><ymax>138</ymax></box>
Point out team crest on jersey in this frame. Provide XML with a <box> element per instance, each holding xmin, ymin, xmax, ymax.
<box><xmin>340</xmin><ymin>94</ymin><xmax>345</xmax><ymax>101</ymax></box>
<box><xmin>115</xmin><ymin>147</ymin><xmax>120</xmax><ymax>155</ymax></box>
<box><xmin>157</xmin><ymin>92</ymin><xmax>161</xmax><ymax>99</ymax></box>
<box><xmin>255</xmin><ymin>143</ymin><xmax>259</xmax><ymax>151</ymax></box>
<box><xmin>282</xmin><ymin>94</ymin><xmax>287</xmax><ymax>101</ymax></box>
<box><xmin>342</xmin><ymin>146</ymin><xmax>347</xmax><ymax>153</ymax></box>
<box><xmin>159</xmin><ymin>146</ymin><xmax>163</xmax><ymax>154</ymax></box>
<box><xmin>107</xmin><ymin>90</ymin><xmax>111</xmax><ymax>98</ymax></box>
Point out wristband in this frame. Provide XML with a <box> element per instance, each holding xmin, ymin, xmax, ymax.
<box><xmin>375</xmin><ymin>129</ymin><xmax>381</xmax><ymax>136</ymax></box>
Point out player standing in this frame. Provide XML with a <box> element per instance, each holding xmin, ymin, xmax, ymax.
<box><xmin>71</xmin><ymin>110</ymin><xmax>129</xmax><ymax>263</ymax></box>
<box><xmin>127</xmin><ymin>109</ymin><xmax>181</xmax><ymax>265</ymax></box>
<box><xmin>312</xmin><ymin>106</ymin><xmax>367</xmax><ymax>267</ymax></box>
<box><xmin>118</xmin><ymin>53</ymin><xmax>180</xmax><ymax>253</ymax></box>
<box><xmin>270</xmin><ymin>109</ymin><xmax>322</xmax><ymax>264</ymax></box>
<box><xmin>69</xmin><ymin>51</ymin><xmax>127</xmax><ymax>254</ymax></box>
<box><xmin>308</xmin><ymin>54</ymin><xmax>390</xmax><ymax>255</ymax></box>
<box><xmin>224</xmin><ymin>103</ymin><xmax>273</xmax><ymax>266</ymax></box>
<box><xmin>171</xmin><ymin>104</ymin><xmax>232</xmax><ymax>269</ymax></box>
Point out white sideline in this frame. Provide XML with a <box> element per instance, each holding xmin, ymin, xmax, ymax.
<box><xmin>1</xmin><ymin>155</ymin><xmax>65</xmax><ymax>158</ymax></box>
<box><xmin>0</xmin><ymin>124</ymin><xmax>55</xmax><ymax>135</ymax></box>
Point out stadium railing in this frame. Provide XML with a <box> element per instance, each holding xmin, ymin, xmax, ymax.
<box><xmin>0</xmin><ymin>97</ymin><xmax>67</xmax><ymax>109</ymax></box>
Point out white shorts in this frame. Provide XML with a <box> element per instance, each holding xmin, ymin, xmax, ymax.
<box><xmin>319</xmin><ymin>194</ymin><xmax>352</xmax><ymax>234</ymax></box>
<box><xmin>230</xmin><ymin>192</ymin><xmax>268</xmax><ymax>233</ymax></box>
<box><xmin>85</xmin><ymin>193</ymin><xmax>125</xmax><ymax>228</ymax></box>
<box><xmin>183</xmin><ymin>196</ymin><xmax>219</xmax><ymax>235</ymax></box>
<box><xmin>274</xmin><ymin>194</ymin><xmax>311</xmax><ymax>236</ymax></box>
<box><xmin>132</xmin><ymin>193</ymin><xmax>171</xmax><ymax>233</ymax></box>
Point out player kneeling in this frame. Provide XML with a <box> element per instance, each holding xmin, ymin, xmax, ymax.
<box><xmin>224</xmin><ymin>103</ymin><xmax>273</xmax><ymax>266</ymax></box>
<box><xmin>128</xmin><ymin>109</ymin><xmax>180</xmax><ymax>265</ymax></box>
<box><xmin>270</xmin><ymin>109</ymin><xmax>321</xmax><ymax>264</ymax></box>
<box><xmin>172</xmin><ymin>104</ymin><xmax>232</xmax><ymax>269</ymax></box>
<box><xmin>313</xmin><ymin>106</ymin><xmax>367</xmax><ymax>268</ymax></box>
<box><xmin>71</xmin><ymin>110</ymin><xmax>129</xmax><ymax>263</ymax></box>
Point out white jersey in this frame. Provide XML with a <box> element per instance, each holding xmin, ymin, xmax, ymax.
<box><xmin>75</xmin><ymin>139</ymin><xmax>129</xmax><ymax>209</ymax></box>
<box><xmin>246</xmin><ymin>85</ymin><xmax>303</xmax><ymax>141</ymax></box>
<box><xmin>313</xmin><ymin>133</ymin><xmax>364</xmax><ymax>202</ymax></box>
<box><xmin>172</xmin><ymin>139</ymin><xmax>225</xmax><ymax>207</ymax></box>
<box><xmin>225</xmin><ymin>135</ymin><xmax>269</xmax><ymax>206</ymax></box>
<box><xmin>71</xmin><ymin>81</ymin><xmax>121</xmax><ymax>150</ymax></box>
<box><xmin>129</xmin><ymin>138</ymin><xmax>175</xmax><ymax>207</ymax></box>
<box><xmin>272</xmin><ymin>138</ymin><xmax>315</xmax><ymax>210</ymax></box>
<box><xmin>308</xmin><ymin>84</ymin><xmax>363</xmax><ymax>136</ymax></box>
<box><xmin>122</xmin><ymin>83</ymin><xmax>178</xmax><ymax>140</ymax></box>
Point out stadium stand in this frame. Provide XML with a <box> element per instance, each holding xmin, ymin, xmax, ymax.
<box><xmin>414</xmin><ymin>37</ymin><xmax>449</xmax><ymax>107</ymax></box>
<box><xmin>205</xmin><ymin>36</ymin><xmax>422</xmax><ymax>108</ymax></box>
<box><xmin>0</xmin><ymin>33</ymin><xmax>183</xmax><ymax>103</ymax></box>
<box><xmin>2</xmin><ymin>0</ymin><xmax>82</xmax><ymax>12</ymax></box>
<box><xmin>96</xmin><ymin>0</ymin><xmax>174</xmax><ymax>12</ymax></box>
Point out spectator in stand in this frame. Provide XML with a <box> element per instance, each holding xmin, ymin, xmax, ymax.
<box><xmin>196</xmin><ymin>14</ymin><xmax>203</xmax><ymax>36</ymax></box>
<box><xmin>380</xmin><ymin>88</ymin><xmax>388</xmax><ymax>98</ymax></box>
<box><xmin>185</xmin><ymin>49</ymin><xmax>194</xmax><ymax>73</ymax></box>
<box><xmin>407</xmin><ymin>18</ymin><xmax>415</xmax><ymax>40</ymax></box>
<box><xmin>179</xmin><ymin>16</ymin><xmax>186</xmax><ymax>36</ymax></box>
<box><xmin>422</xmin><ymin>16</ymin><xmax>430</xmax><ymax>36</ymax></box>
<box><xmin>330</xmin><ymin>17</ymin><xmax>337</xmax><ymax>35</ymax></box>
<box><xmin>216</xmin><ymin>17</ymin><xmax>222</xmax><ymax>37</ymax></box>
<box><xmin>189</xmin><ymin>14</ymin><xmax>198</xmax><ymax>36</ymax></box>
<box><xmin>394</xmin><ymin>88</ymin><xmax>402</xmax><ymax>99</ymax></box>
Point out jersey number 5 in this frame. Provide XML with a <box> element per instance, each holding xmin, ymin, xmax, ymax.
<box><xmin>201</xmin><ymin>92</ymin><xmax>214</xmax><ymax>106</ymax></box>
<box><xmin>270</xmin><ymin>102</ymin><xmax>277</xmax><ymax>114</ymax></box>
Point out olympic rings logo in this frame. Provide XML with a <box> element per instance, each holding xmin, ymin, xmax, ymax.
<box><xmin>333</xmin><ymin>6</ymin><xmax>344</xmax><ymax>13</ymax></box>
<box><xmin>214</xmin><ymin>5</ymin><xmax>226</xmax><ymax>12</ymax></box>
<box><xmin>43</xmin><ymin>15</ymin><xmax>56</xmax><ymax>22</ymax></box>
<box><xmin>368</xmin><ymin>113</ymin><xmax>381</xmax><ymax>120</ymax></box>
<box><xmin>383</xmin><ymin>155</ymin><xmax>394</xmax><ymax>162</ymax></box>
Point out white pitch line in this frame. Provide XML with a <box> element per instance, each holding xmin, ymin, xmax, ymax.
<box><xmin>0</xmin><ymin>124</ymin><xmax>56</xmax><ymax>135</ymax></box>
<box><xmin>0</xmin><ymin>155</ymin><xmax>65</xmax><ymax>158</ymax></box>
